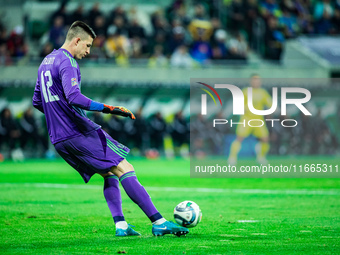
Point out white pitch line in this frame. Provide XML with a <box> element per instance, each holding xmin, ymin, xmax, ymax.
<box><xmin>146</xmin><ymin>187</ymin><xmax>340</xmax><ymax>195</ymax></box>
<box><xmin>0</xmin><ymin>183</ymin><xmax>340</xmax><ymax>196</ymax></box>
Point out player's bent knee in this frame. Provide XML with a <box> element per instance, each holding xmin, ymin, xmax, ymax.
<box><xmin>99</xmin><ymin>171</ymin><xmax>114</xmax><ymax>178</ymax></box>
<box><xmin>110</xmin><ymin>159</ymin><xmax>135</xmax><ymax>177</ymax></box>
<box><xmin>119</xmin><ymin>159</ymin><xmax>135</xmax><ymax>173</ymax></box>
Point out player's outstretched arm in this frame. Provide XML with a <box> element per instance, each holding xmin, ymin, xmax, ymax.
<box><xmin>90</xmin><ymin>101</ymin><xmax>136</xmax><ymax>119</ymax></box>
<box><xmin>68</xmin><ymin>93</ymin><xmax>135</xmax><ymax>120</ymax></box>
<box><xmin>102</xmin><ymin>105</ymin><xmax>136</xmax><ymax>120</ymax></box>
<box><xmin>59</xmin><ymin>59</ymin><xmax>135</xmax><ymax>119</ymax></box>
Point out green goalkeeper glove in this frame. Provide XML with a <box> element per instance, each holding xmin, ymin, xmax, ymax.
<box><xmin>102</xmin><ymin>105</ymin><xmax>136</xmax><ymax>120</ymax></box>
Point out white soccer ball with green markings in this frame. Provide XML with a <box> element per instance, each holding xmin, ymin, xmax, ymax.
<box><xmin>174</xmin><ymin>201</ymin><xmax>202</xmax><ymax>228</ymax></box>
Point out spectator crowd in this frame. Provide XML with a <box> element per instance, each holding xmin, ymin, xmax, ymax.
<box><xmin>1</xmin><ymin>102</ymin><xmax>339</xmax><ymax>161</ymax></box>
<box><xmin>1</xmin><ymin>0</ymin><xmax>340</xmax><ymax>66</ymax></box>
<box><xmin>0</xmin><ymin>106</ymin><xmax>190</xmax><ymax>161</ymax></box>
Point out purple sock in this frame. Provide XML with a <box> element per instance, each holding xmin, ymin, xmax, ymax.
<box><xmin>104</xmin><ymin>175</ymin><xmax>125</xmax><ymax>223</ymax></box>
<box><xmin>120</xmin><ymin>171</ymin><xmax>163</xmax><ymax>222</ymax></box>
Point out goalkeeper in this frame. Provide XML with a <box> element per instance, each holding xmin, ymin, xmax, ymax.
<box><xmin>32</xmin><ymin>21</ymin><xmax>188</xmax><ymax>237</ymax></box>
<box><xmin>228</xmin><ymin>74</ymin><xmax>272</xmax><ymax>165</ymax></box>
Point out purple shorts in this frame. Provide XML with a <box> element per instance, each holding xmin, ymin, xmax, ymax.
<box><xmin>54</xmin><ymin>129</ymin><xmax>130</xmax><ymax>183</ymax></box>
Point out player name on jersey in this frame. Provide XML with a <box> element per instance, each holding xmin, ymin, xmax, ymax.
<box><xmin>42</xmin><ymin>57</ymin><xmax>55</xmax><ymax>65</ymax></box>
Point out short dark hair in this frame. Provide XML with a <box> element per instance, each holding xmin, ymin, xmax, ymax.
<box><xmin>66</xmin><ymin>21</ymin><xmax>96</xmax><ymax>41</ymax></box>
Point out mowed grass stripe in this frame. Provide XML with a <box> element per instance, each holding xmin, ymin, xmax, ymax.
<box><xmin>1</xmin><ymin>183</ymin><xmax>339</xmax><ymax>195</ymax></box>
<box><xmin>0</xmin><ymin>158</ymin><xmax>339</xmax><ymax>255</ymax></box>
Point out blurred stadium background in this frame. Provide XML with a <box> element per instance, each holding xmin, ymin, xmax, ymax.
<box><xmin>0</xmin><ymin>0</ymin><xmax>339</xmax><ymax>160</ymax></box>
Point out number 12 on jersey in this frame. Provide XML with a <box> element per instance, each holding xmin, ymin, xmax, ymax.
<box><xmin>41</xmin><ymin>70</ymin><xmax>60</xmax><ymax>103</ymax></box>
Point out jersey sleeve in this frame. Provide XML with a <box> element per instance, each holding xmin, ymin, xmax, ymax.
<box><xmin>32</xmin><ymin>77</ymin><xmax>44</xmax><ymax>113</ymax></box>
<box><xmin>242</xmin><ymin>87</ymin><xmax>250</xmax><ymax>114</ymax></box>
<box><xmin>59</xmin><ymin>58</ymin><xmax>92</xmax><ymax>110</ymax></box>
<box><xmin>263</xmin><ymin>89</ymin><xmax>272</xmax><ymax>109</ymax></box>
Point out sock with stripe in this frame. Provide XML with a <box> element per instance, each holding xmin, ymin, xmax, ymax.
<box><xmin>120</xmin><ymin>171</ymin><xmax>164</xmax><ymax>223</ymax></box>
<box><xmin>103</xmin><ymin>175</ymin><xmax>127</xmax><ymax>229</ymax></box>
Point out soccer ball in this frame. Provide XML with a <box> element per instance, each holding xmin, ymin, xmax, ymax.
<box><xmin>174</xmin><ymin>201</ymin><xmax>202</xmax><ymax>228</ymax></box>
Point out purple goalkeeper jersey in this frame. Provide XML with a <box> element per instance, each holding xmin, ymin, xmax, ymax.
<box><xmin>32</xmin><ymin>48</ymin><xmax>100</xmax><ymax>144</ymax></box>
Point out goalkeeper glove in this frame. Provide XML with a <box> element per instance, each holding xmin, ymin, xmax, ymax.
<box><xmin>102</xmin><ymin>104</ymin><xmax>136</xmax><ymax>120</ymax></box>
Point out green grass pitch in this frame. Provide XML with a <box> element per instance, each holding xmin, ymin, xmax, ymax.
<box><xmin>0</xmin><ymin>157</ymin><xmax>339</xmax><ymax>254</ymax></box>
